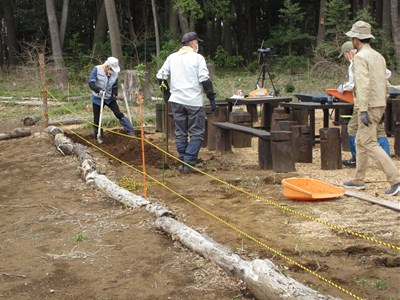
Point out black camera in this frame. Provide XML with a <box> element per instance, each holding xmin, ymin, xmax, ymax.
<box><xmin>257</xmin><ymin>48</ymin><xmax>271</xmax><ymax>54</ymax></box>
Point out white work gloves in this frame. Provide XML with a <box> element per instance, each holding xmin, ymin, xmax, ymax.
<box><xmin>337</xmin><ymin>84</ymin><xmax>344</xmax><ymax>94</ymax></box>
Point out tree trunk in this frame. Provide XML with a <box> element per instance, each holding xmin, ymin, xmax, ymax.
<box><xmin>168</xmin><ymin>0</ymin><xmax>179</xmax><ymax>34</ymax></box>
<box><xmin>151</xmin><ymin>0</ymin><xmax>160</xmax><ymax>64</ymax></box>
<box><xmin>178</xmin><ymin>10</ymin><xmax>190</xmax><ymax>34</ymax></box>
<box><xmin>381</xmin><ymin>0</ymin><xmax>391</xmax><ymax>55</ymax></box>
<box><xmin>2</xmin><ymin>0</ymin><xmax>19</xmax><ymax>66</ymax></box>
<box><xmin>46</xmin><ymin>0</ymin><xmax>67</xmax><ymax>89</ymax></box>
<box><xmin>317</xmin><ymin>0</ymin><xmax>327</xmax><ymax>45</ymax></box>
<box><xmin>122</xmin><ymin>0</ymin><xmax>138</xmax><ymax>43</ymax></box>
<box><xmin>0</xmin><ymin>128</ymin><xmax>31</xmax><ymax>141</ymax></box>
<box><xmin>223</xmin><ymin>20</ymin><xmax>233</xmax><ymax>55</ymax></box>
<box><xmin>390</xmin><ymin>0</ymin><xmax>400</xmax><ymax>58</ymax></box>
<box><xmin>233</xmin><ymin>0</ymin><xmax>245</xmax><ymax>59</ymax></box>
<box><xmin>59</xmin><ymin>0</ymin><xmax>69</xmax><ymax>49</ymax></box>
<box><xmin>104</xmin><ymin>0</ymin><xmax>124</xmax><ymax>69</ymax></box>
<box><xmin>46</xmin><ymin>0</ymin><xmax>63</xmax><ymax>69</ymax></box>
<box><xmin>375</xmin><ymin>0</ymin><xmax>383</xmax><ymax>28</ymax></box>
<box><xmin>92</xmin><ymin>0</ymin><xmax>108</xmax><ymax>58</ymax></box>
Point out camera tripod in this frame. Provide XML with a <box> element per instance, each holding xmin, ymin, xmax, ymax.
<box><xmin>255</xmin><ymin>51</ymin><xmax>277</xmax><ymax>96</ymax></box>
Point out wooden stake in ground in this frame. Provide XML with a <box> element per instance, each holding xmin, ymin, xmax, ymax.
<box><xmin>138</xmin><ymin>92</ymin><xmax>147</xmax><ymax>198</ymax></box>
<box><xmin>38</xmin><ymin>53</ymin><xmax>48</xmax><ymax>127</ymax></box>
<box><xmin>121</xmin><ymin>83</ymin><xmax>133</xmax><ymax>124</ymax></box>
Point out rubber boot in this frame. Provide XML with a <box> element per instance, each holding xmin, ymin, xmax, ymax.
<box><xmin>184</xmin><ymin>139</ymin><xmax>203</xmax><ymax>166</ymax></box>
<box><xmin>342</xmin><ymin>135</ymin><xmax>356</xmax><ymax>167</ymax></box>
<box><xmin>348</xmin><ymin>136</ymin><xmax>356</xmax><ymax>161</ymax></box>
<box><xmin>120</xmin><ymin>116</ymin><xmax>135</xmax><ymax>136</ymax></box>
<box><xmin>378</xmin><ymin>137</ymin><xmax>390</xmax><ymax>156</ymax></box>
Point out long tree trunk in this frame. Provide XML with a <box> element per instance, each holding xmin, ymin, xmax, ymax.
<box><xmin>168</xmin><ymin>0</ymin><xmax>178</xmax><ymax>34</ymax></box>
<box><xmin>233</xmin><ymin>0</ymin><xmax>244</xmax><ymax>60</ymax></box>
<box><xmin>178</xmin><ymin>11</ymin><xmax>190</xmax><ymax>34</ymax></box>
<box><xmin>104</xmin><ymin>0</ymin><xmax>124</xmax><ymax>69</ymax></box>
<box><xmin>223</xmin><ymin>20</ymin><xmax>233</xmax><ymax>55</ymax></box>
<box><xmin>59</xmin><ymin>0</ymin><xmax>69</xmax><ymax>49</ymax></box>
<box><xmin>46</xmin><ymin>0</ymin><xmax>67</xmax><ymax>89</ymax></box>
<box><xmin>151</xmin><ymin>0</ymin><xmax>160</xmax><ymax>61</ymax></box>
<box><xmin>46</xmin><ymin>0</ymin><xmax>63</xmax><ymax>69</ymax></box>
<box><xmin>381</xmin><ymin>0</ymin><xmax>391</xmax><ymax>55</ymax></box>
<box><xmin>2</xmin><ymin>0</ymin><xmax>19</xmax><ymax>66</ymax></box>
<box><xmin>317</xmin><ymin>0</ymin><xmax>327</xmax><ymax>45</ymax></box>
<box><xmin>390</xmin><ymin>0</ymin><xmax>400</xmax><ymax>59</ymax></box>
<box><xmin>92</xmin><ymin>0</ymin><xmax>108</xmax><ymax>58</ymax></box>
<box><xmin>375</xmin><ymin>0</ymin><xmax>383</xmax><ymax>28</ymax></box>
<box><xmin>122</xmin><ymin>0</ymin><xmax>138</xmax><ymax>43</ymax></box>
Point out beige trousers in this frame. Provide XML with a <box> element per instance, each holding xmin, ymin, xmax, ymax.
<box><xmin>348</xmin><ymin>106</ymin><xmax>386</xmax><ymax>137</ymax></box>
<box><xmin>354</xmin><ymin>106</ymin><xmax>400</xmax><ymax>185</ymax></box>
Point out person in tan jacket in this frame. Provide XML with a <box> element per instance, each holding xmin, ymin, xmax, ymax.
<box><xmin>337</xmin><ymin>41</ymin><xmax>390</xmax><ymax>168</ymax></box>
<box><xmin>342</xmin><ymin>21</ymin><xmax>400</xmax><ymax>196</ymax></box>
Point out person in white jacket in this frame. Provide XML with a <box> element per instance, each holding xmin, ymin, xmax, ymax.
<box><xmin>337</xmin><ymin>41</ymin><xmax>390</xmax><ymax>168</ymax></box>
<box><xmin>156</xmin><ymin>32</ymin><xmax>216</xmax><ymax>174</ymax></box>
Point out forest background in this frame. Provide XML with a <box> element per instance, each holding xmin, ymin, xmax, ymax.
<box><xmin>0</xmin><ymin>0</ymin><xmax>399</xmax><ymax>102</ymax></box>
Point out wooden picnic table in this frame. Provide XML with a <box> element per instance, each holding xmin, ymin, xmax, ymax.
<box><xmin>281</xmin><ymin>101</ymin><xmax>353</xmax><ymax>143</ymax></box>
<box><xmin>224</xmin><ymin>96</ymin><xmax>292</xmax><ymax>131</ymax></box>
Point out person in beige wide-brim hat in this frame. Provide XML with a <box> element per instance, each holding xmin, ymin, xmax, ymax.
<box><xmin>345</xmin><ymin>20</ymin><xmax>375</xmax><ymax>40</ymax></box>
<box><xmin>342</xmin><ymin>20</ymin><xmax>400</xmax><ymax>196</ymax></box>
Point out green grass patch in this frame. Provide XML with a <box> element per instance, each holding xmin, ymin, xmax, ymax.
<box><xmin>73</xmin><ymin>232</ymin><xmax>89</xmax><ymax>242</ymax></box>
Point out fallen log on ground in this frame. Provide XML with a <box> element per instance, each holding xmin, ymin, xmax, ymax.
<box><xmin>48</xmin><ymin>118</ymin><xmax>86</xmax><ymax>126</ymax></box>
<box><xmin>345</xmin><ymin>190</ymin><xmax>400</xmax><ymax>211</ymax></box>
<box><xmin>0</xmin><ymin>128</ymin><xmax>31</xmax><ymax>140</ymax></box>
<box><xmin>0</xmin><ymin>100</ymin><xmax>65</xmax><ymax>106</ymax></box>
<box><xmin>155</xmin><ymin>216</ymin><xmax>340</xmax><ymax>300</ymax></box>
<box><xmin>23</xmin><ymin>116</ymin><xmax>39</xmax><ymax>126</ymax></box>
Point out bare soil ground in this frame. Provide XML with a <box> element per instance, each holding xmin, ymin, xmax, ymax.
<box><xmin>0</xmin><ymin>118</ymin><xmax>399</xmax><ymax>300</ymax></box>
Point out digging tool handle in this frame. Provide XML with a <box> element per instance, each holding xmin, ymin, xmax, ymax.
<box><xmin>97</xmin><ymin>91</ymin><xmax>105</xmax><ymax>143</ymax></box>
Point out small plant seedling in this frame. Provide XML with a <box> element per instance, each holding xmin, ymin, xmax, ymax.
<box><xmin>73</xmin><ymin>232</ymin><xmax>89</xmax><ymax>242</ymax></box>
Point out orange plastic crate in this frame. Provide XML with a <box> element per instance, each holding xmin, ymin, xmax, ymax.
<box><xmin>282</xmin><ymin>177</ymin><xmax>345</xmax><ymax>201</ymax></box>
<box><xmin>325</xmin><ymin>88</ymin><xmax>354</xmax><ymax>104</ymax></box>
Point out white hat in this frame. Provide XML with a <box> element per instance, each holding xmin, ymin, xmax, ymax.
<box><xmin>345</xmin><ymin>21</ymin><xmax>375</xmax><ymax>40</ymax></box>
<box><xmin>105</xmin><ymin>57</ymin><xmax>120</xmax><ymax>73</ymax></box>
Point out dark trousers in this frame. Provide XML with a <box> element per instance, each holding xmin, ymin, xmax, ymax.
<box><xmin>171</xmin><ymin>102</ymin><xmax>205</xmax><ymax>166</ymax></box>
<box><xmin>92</xmin><ymin>100</ymin><xmax>124</xmax><ymax>134</ymax></box>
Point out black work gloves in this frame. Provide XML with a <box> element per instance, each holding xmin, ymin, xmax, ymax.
<box><xmin>209</xmin><ymin>98</ymin><xmax>216</xmax><ymax>112</ymax></box>
<box><xmin>158</xmin><ymin>79</ymin><xmax>171</xmax><ymax>102</ymax></box>
<box><xmin>360</xmin><ymin>111</ymin><xmax>372</xmax><ymax>126</ymax></box>
<box><xmin>201</xmin><ymin>79</ymin><xmax>217</xmax><ymax>112</ymax></box>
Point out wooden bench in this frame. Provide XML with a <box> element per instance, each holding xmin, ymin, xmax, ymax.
<box><xmin>213</xmin><ymin>122</ymin><xmax>272</xmax><ymax>169</ymax></box>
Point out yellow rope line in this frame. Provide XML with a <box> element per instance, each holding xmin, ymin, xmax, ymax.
<box><xmin>50</xmin><ymin>118</ymin><xmax>363</xmax><ymax>300</ymax></box>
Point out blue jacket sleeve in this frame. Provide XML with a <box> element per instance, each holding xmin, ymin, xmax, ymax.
<box><xmin>88</xmin><ymin>67</ymin><xmax>98</xmax><ymax>83</ymax></box>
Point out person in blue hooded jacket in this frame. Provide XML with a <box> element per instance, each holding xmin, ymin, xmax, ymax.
<box><xmin>88</xmin><ymin>57</ymin><xmax>135</xmax><ymax>139</ymax></box>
